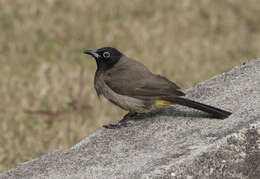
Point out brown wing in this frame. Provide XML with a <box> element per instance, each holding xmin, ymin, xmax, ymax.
<box><xmin>103</xmin><ymin>56</ymin><xmax>185</xmax><ymax>99</ymax></box>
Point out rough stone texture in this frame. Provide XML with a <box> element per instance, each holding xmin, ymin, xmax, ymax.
<box><xmin>1</xmin><ymin>59</ymin><xmax>260</xmax><ymax>179</ymax></box>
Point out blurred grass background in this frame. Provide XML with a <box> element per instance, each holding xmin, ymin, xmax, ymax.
<box><xmin>0</xmin><ymin>0</ymin><xmax>260</xmax><ymax>172</ymax></box>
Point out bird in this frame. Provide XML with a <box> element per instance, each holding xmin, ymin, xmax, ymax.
<box><xmin>83</xmin><ymin>47</ymin><xmax>232</xmax><ymax>129</ymax></box>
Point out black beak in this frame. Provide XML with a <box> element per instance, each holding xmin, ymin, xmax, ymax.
<box><xmin>83</xmin><ymin>50</ymin><xmax>100</xmax><ymax>59</ymax></box>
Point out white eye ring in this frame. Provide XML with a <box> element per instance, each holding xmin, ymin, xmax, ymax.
<box><xmin>103</xmin><ymin>52</ymin><xmax>110</xmax><ymax>58</ymax></box>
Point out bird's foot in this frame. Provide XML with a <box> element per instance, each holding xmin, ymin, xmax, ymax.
<box><xmin>103</xmin><ymin>122</ymin><xmax>128</xmax><ymax>129</ymax></box>
<box><xmin>103</xmin><ymin>112</ymin><xmax>146</xmax><ymax>129</ymax></box>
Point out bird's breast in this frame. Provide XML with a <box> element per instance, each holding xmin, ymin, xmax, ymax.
<box><xmin>94</xmin><ymin>73</ymin><xmax>150</xmax><ymax>113</ymax></box>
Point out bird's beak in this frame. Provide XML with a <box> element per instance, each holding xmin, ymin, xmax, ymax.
<box><xmin>83</xmin><ymin>50</ymin><xmax>100</xmax><ymax>59</ymax></box>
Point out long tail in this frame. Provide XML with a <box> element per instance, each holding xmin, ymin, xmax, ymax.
<box><xmin>162</xmin><ymin>97</ymin><xmax>232</xmax><ymax>119</ymax></box>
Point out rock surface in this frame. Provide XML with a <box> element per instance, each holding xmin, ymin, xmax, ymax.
<box><xmin>1</xmin><ymin>59</ymin><xmax>260</xmax><ymax>179</ymax></box>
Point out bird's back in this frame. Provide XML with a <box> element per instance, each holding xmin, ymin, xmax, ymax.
<box><xmin>102</xmin><ymin>55</ymin><xmax>185</xmax><ymax>99</ymax></box>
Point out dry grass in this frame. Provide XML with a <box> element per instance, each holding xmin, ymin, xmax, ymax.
<box><xmin>0</xmin><ymin>0</ymin><xmax>260</xmax><ymax>172</ymax></box>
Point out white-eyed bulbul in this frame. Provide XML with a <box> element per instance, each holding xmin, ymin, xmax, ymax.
<box><xmin>84</xmin><ymin>47</ymin><xmax>231</xmax><ymax>128</ymax></box>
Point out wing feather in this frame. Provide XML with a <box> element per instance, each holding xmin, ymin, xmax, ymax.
<box><xmin>103</xmin><ymin>56</ymin><xmax>185</xmax><ymax>99</ymax></box>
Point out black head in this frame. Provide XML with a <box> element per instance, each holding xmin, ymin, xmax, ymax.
<box><xmin>84</xmin><ymin>47</ymin><xmax>122</xmax><ymax>71</ymax></box>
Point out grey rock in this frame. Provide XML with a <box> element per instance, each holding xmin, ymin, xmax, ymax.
<box><xmin>1</xmin><ymin>59</ymin><xmax>260</xmax><ymax>179</ymax></box>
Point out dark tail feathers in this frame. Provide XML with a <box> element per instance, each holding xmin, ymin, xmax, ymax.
<box><xmin>163</xmin><ymin>97</ymin><xmax>232</xmax><ymax>119</ymax></box>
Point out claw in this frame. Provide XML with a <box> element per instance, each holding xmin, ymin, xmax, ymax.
<box><xmin>103</xmin><ymin>122</ymin><xmax>128</xmax><ymax>129</ymax></box>
<box><xmin>103</xmin><ymin>112</ymin><xmax>147</xmax><ymax>129</ymax></box>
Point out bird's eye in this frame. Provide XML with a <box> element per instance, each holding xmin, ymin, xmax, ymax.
<box><xmin>103</xmin><ymin>52</ymin><xmax>110</xmax><ymax>58</ymax></box>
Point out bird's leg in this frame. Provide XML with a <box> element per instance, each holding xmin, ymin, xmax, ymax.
<box><xmin>103</xmin><ymin>112</ymin><xmax>140</xmax><ymax>129</ymax></box>
<box><xmin>134</xmin><ymin>112</ymin><xmax>147</xmax><ymax>120</ymax></box>
<box><xmin>120</xmin><ymin>112</ymin><xmax>138</xmax><ymax>121</ymax></box>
